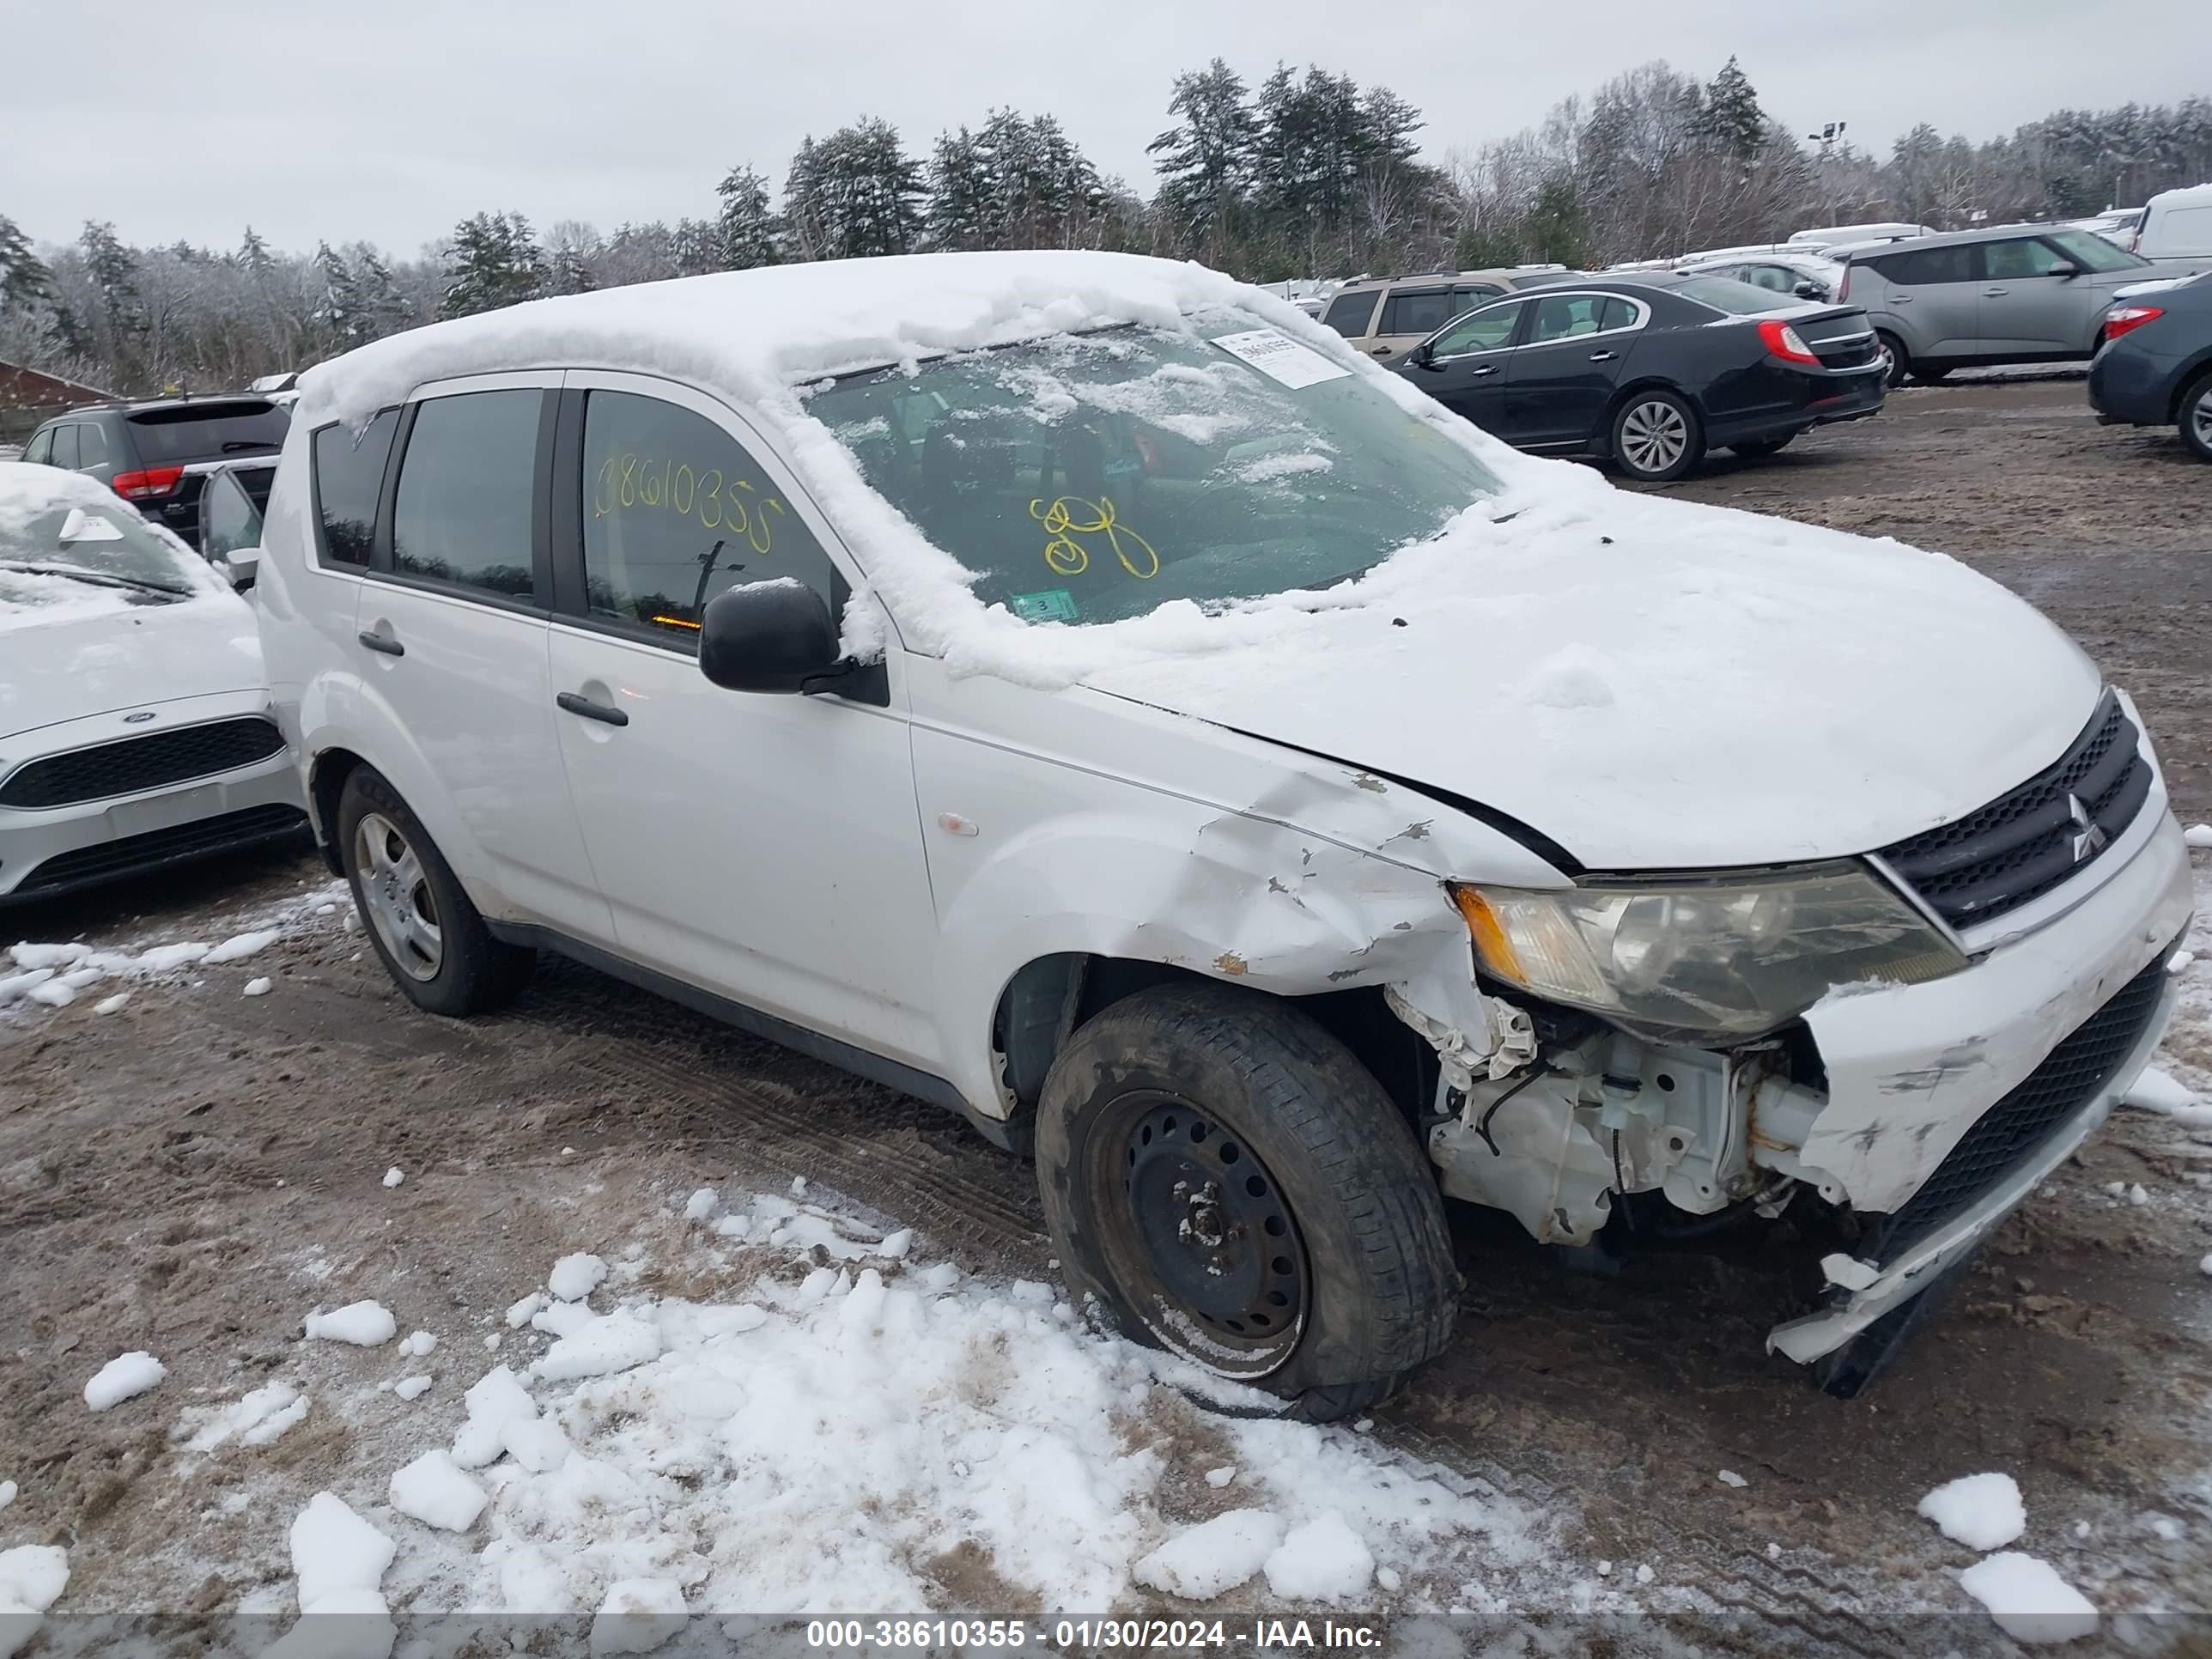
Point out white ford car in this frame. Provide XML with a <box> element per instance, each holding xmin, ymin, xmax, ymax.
<box><xmin>1</xmin><ymin>464</ymin><xmax>305</xmax><ymax>904</ymax></box>
<box><xmin>254</xmin><ymin>252</ymin><xmax>2191</xmax><ymax>1418</ymax></box>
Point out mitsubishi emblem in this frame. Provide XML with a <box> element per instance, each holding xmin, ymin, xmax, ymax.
<box><xmin>2067</xmin><ymin>794</ymin><xmax>2107</xmax><ymax>863</ymax></box>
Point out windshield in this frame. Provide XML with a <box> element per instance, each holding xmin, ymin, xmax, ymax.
<box><xmin>2044</xmin><ymin>228</ymin><xmax>2149</xmax><ymax>272</ymax></box>
<box><xmin>1674</xmin><ymin>276</ymin><xmax>1810</xmax><ymax>315</ymax></box>
<box><xmin>0</xmin><ymin>498</ymin><xmax>198</xmax><ymax>597</ymax></box>
<box><xmin>807</xmin><ymin>307</ymin><xmax>1501</xmax><ymax>626</ymax></box>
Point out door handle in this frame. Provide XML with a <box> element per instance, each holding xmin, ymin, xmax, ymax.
<box><xmin>1468</xmin><ymin>364</ymin><xmax>1498</xmax><ymax>377</ymax></box>
<box><xmin>556</xmin><ymin>690</ymin><xmax>629</xmax><ymax>727</ymax></box>
<box><xmin>1892</xmin><ymin>294</ymin><xmax>1913</xmax><ymax>303</ymax></box>
<box><xmin>1983</xmin><ymin>286</ymin><xmax>2009</xmax><ymax>296</ymax></box>
<box><xmin>1370</xmin><ymin>344</ymin><xmax>1392</xmax><ymax>356</ymax></box>
<box><xmin>356</xmin><ymin>629</ymin><xmax>404</xmax><ymax>657</ymax></box>
<box><xmin>1589</xmin><ymin>350</ymin><xmax>1617</xmax><ymax>362</ymax></box>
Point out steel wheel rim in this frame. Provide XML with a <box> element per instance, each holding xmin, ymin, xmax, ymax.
<box><xmin>2192</xmin><ymin>386</ymin><xmax>2212</xmax><ymax>448</ymax></box>
<box><xmin>1086</xmin><ymin>1091</ymin><xmax>1309</xmax><ymax>1378</ymax></box>
<box><xmin>354</xmin><ymin>811</ymin><xmax>442</xmax><ymax>981</ymax></box>
<box><xmin>1622</xmin><ymin>400</ymin><xmax>1688</xmax><ymax>473</ymax></box>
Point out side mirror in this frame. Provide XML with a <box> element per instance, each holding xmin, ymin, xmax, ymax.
<box><xmin>698</xmin><ymin>578</ymin><xmax>842</xmax><ymax>694</ymax></box>
<box><xmin>1407</xmin><ymin>341</ymin><xmax>1438</xmax><ymax>369</ymax></box>
<box><xmin>224</xmin><ymin>546</ymin><xmax>261</xmax><ymax>589</ymax></box>
<box><xmin>2048</xmin><ymin>261</ymin><xmax>2080</xmax><ymax>278</ymax></box>
<box><xmin>1794</xmin><ymin>282</ymin><xmax>1825</xmax><ymax>300</ymax></box>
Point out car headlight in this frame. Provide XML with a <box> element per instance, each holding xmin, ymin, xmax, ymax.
<box><xmin>1451</xmin><ymin>863</ymin><xmax>1966</xmax><ymax>1039</ymax></box>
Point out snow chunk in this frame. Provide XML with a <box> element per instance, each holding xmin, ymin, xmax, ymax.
<box><xmin>381</xmin><ymin>1168</ymin><xmax>404</xmax><ymax>1188</ymax></box>
<box><xmin>590</xmin><ymin>1577</ymin><xmax>689</xmax><ymax>1655</ymax></box>
<box><xmin>1205</xmin><ymin>1466</ymin><xmax>1237</xmax><ymax>1489</ymax></box>
<box><xmin>531</xmin><ymin>1300</ymin><xmax>598</xmax><ymax>1339</ymax></box>
<box><xmin>203</xmin><ymin>929</ymin><xmax>278</xmax><ymax>965</ymax></box>
<box><xmin>451</xmin><ymin>1366</ymin><xmax>538</xmax><ymax>1468</ymax></box>
<box><xmin>304</xmin><ymin>1302</ymin><xmax>397</xmax><ymax>1346</ymax></box>
<box><xmin>186</xmin><ymin>1382</ymin><xmax>309</xmax><ymax>1451</ymax></box>
<box><xmin>92</xmin><ymin>993</ymin><xmax>129</xmax><ymax>1016</ymax></box>
<box><xmin>0</xmin><ymin>1545</ymin><xmax>67</xmax><ymax>1611</ymax></box>
<box><xmin>1718</xmin><ymin>1469</ymin><xmax>1748</xmax><ymax>1489</ymax></box>
<box><xmin>1958</xmin><ymin>1553</ymin><xmax>2098</xmax><ymax>1644</ymax></box>
<box><xmin>1920</xmin><ymin>1473</ymin><xmax>2027</xmax><ymax>1551</ymax></box>
<box><xmin>2124</xmin><ymin>1066</ymin><xmax>2199</xmax><ymax>1115</ymax></box>
<box><xmin>289</xmin><ymin>1492</ymin><xmax>395</xmax><ymax>1613</ymax></box>
<box><xmin>548</xmin><ymin>1253</ymin><xmax>608</xmax><ymax>1302</ymax></box>
<box><xmin>0</xmin><ymin>1481</ymin><xmax>14</xmax><ymax>1511</ymax></box>
<box><xmin>398</xmin><ymin>1330</ymin><xmax>437</xmax><ymax>1358</ymax></box>
<box><xmin>1134</xmin><ymin>1510</ymin><xmax>1283</xmax><ymax>1601</ymax></box>
<box><xmin>533</xmin><ymin>1311</ymin><xmax>663</xmax><ymax>1382</ymax></box>
<box><xmin>2127</xmin><ymin>1183</ymin><xmax>2148</xmax><ymax>1206</ymax></box>
<box><xmin>682</xmin><ymin>1188</ymin><xmax>718</xmax><ymax>1222</ymax></box>
<box><xmin>1820</xmin><ymin>1254</ymin><xmax>1881</xmax><ymax>1292</ymax></box>
<box><xmin>392</xmin><ymin>1376</ymin><xmax>432</xmax><ymax>1401</ymax></box>
<box><xmin>388</xmin><ymin>1450</ymin><xmax>488</xmax><ymax>1532</ymax></box>
<box><xmin>1262</xmin><ymin>1510</ymin><xmax>1373</xmax><ymax>1601</ymax></box>
<box><xmin>878</xmin><ymin>1228</ymin><xmax>913</xmax><ymax>1259</ymax></box>
<box><xmin>26</xmin><ymin>981</ymin><xmax>75</xmax><ymax>1009</ymax></box>
<box><xmin>504</xmin><ymin>1292</ymin><xmax>546</xmax><ymax>1328</ymax></box>
<box><xmin>2185</xmin><ymin>823</ymin><xmax>2212</xmax><ymax>848</ymax></box>
<box><xmin>242</xmin><ymin>976</ymin><xmax>273</xmax><ymax>997</ymax></box>
<box><xmin>83</xmin><ymin>1352</ymin><xmax>164</xmax><ymax>1411</ymax></box>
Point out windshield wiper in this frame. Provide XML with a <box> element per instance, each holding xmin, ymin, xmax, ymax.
<box><xmin>0</xmin><ymin>560</ymin><xmax>190</xmax><ymax>598</ymax></box>
<box><xmin>220</xmin><ymin>441</ymin><xmax>281</xmax><ymax>453</ymax></box>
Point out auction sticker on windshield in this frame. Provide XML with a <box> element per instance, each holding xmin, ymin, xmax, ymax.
<box><xmin>1208</xmin><ymin>328</ymin><xmax>1351</xmax><ymax>390</ymax></box>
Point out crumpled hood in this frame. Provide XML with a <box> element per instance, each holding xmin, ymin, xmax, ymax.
<box><xmin>0</xmin><ymin>592</ymin><xmax>265</xmax><ymax>740</ymax></box>
<box><xmin>1083</xmin><ymin>489</ymin><xmax>2103</xmax><ymax>872</ymax></box>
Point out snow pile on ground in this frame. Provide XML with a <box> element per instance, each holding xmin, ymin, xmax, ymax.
<box><xmin>1</xmin><ymin>881</ymin><xmax>352</xmax><ymax>1019</ymax></box>
<box><xmin>0</xmin><ymin>1544</ymin><xmax>69</xmax><ymax>1659</ymax></box>
<box><xmin>82</xmin><ymin>1352</ymin><xmax>164</xmax><ymax>1411</ymax></box>
<box><xmin>324</xmin><ymin>1192</ymin><xmax>1546</xmax><ymax>1621</ymax></box>
<box><xmin>546</xmin><ymin>1254</ymin><xmax>607</xmax><ymax>1303</ymax></box>
<box><xmin>263</xmin><ymin>1493</ymin><xmax>396</xmax><ymax>1659</ymax></box>
<box><xmin>2120</xmin><ymin>1064</ymin><xmax>2212</xmax><ymax>1128</ymax></box>
<box><xmin>183</xmin><ymin>1382</ymin><xmax>309</xmax><ymax>1452</ymax></box>
<box><xmin>305</xmin><ymin>1303</ymin><xmax>397</xmax><ymax>1347</ymax></box>
<box><xmin>1958</xmin><ymin>1553</ymin><xmax>2100</xmax><ymax>1644</ymax></box>
<box><xmin>1918</xmin><ymin>1473</ymin><xmax>2027</xmax><ymax>1550</ymax></box>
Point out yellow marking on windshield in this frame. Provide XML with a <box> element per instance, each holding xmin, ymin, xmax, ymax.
<box><xmin>1029</xmin><ymin>495</ymin><xmax>1159</xmax><ymax>580</ymax></box>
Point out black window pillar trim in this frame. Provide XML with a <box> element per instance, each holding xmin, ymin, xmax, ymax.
<box><xmin>548</xmin><ymin>387</ymin><xmax>587</xmax><ymax>617</ymax></box>
<box><xmin>368</xmin><ymin>402</ymin><xmax>419</xmax><ymax>575</ymax></box>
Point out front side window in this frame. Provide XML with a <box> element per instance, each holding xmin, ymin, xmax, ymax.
<box><xmin>1743</xmin><ymin>264</ymin><xmax>1796</xmax><ymax>293</ymax></box>
<box><xmin>49</xmin><ymin>426</ymin><xmax>78</xmax><ymax>469</ymax></box>
<box><xmin>22</xmin><ymin>428</ymin><xmax>53</xmax><ymax>465</ymax></box>
<box><xmin>808</xmin><ymin>307</ymin><xmax>1502</xmax><ymax>628</ymax></box>
<box><xmin>311</xmin><ymin>410</ymin><xmax>398</xmax><ymax>568</ymax></box>
<box><xmin>2040</xmin><ymin>228</ymin><xmax>2149</xmax><ymax>272</ymax></box>
<box><xmin>1322</xmin><ymin>290</ymin><xmax>1380</xmax><ymax>338</ymax></box>
<box><xmin>1433</xmin><ymin>301</ymin><xmax>1525</xmax><ymax>356</ymax></box>
<box><xmin>391</xmin><ymin>390</ymin><xmax>540</xmax><ymax>600</ymax></box>
<box><xmin>76</xmin><ymin>423</ymin><xmax>110</xmax><ymax>465</ymax></box>
<box><xmin>1380</xmin><ymin>288</ymin><xmax>1455</xmax><ymax>337</ymax></box>
<box><xmin>1983</xmin><ymin>239</ymin><xmax>2073</xmax><ymax>280</ymax></box>
<box><xmin>580</xmin><ymin>390</ymin><xmax>835</xmax><ymax>645</ymax></box>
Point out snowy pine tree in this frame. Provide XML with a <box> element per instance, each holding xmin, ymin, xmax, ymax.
<box><xmin>785</xmin><ymin>120</ymin><xmax>924</xmax><ymax>260</ymax></box>
<box><xmin>927</xmin><ymin>126</ymin><xmax>996</xmax><ymax>251</ymax></box>
<box><xmin>1147</xmin><ymin>59</ymin><xmax>1259</xmax><ymax>258</ymax></box>
<box><xmin>714</xmin><ymin>165</ymin><xmax>782</xmax><ymax>269</ymax></box>
<box><xmin>1692</xmin><ymin>57</ymin><xmax>1766</xmax><ymax>160</ymax></box>
<box><xmin>312</xmin><ymin>241</ymin><xmax>365</xmax><ymax>348</ymax></box>
<box><xmin>0</xmin><ymin>214</ymin><xmax>54</xmax><ymax>311</ymax></box>
<box><xmin>439</xmin><ymin>212</ymin><xmax>548</xmax><ymax>318</ymax></box>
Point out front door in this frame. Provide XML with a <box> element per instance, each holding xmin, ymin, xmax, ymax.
<box><xmin>1406</xmin><ymin>299</ymin><xmax>1527</xmax><ymax>434</ymax></box>
<box><xmin>1978</xmin><ymin>236</ymin><xmax>2096</xmax><ymax>354</ymax></box>
<box><xmin>544</xmin><ymin>374</ymin><xmax>943</xmax><ymax>1073</ymax></box>
<box><xmin>356</xmin><ymin>379</ymin><xmax>611</xmax><ymax>939</ymax></box>
<box><xmin>1505</xmin><ymin>293</ymin><xmax>1636</xmax><ymax>448</ymax></box>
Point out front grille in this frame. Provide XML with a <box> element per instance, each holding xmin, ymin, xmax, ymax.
<box><xmin>1864</xmin><ymin>949</ymin><xmax>2170</xmax><ymax>1259</ymax></box>
<box><xmin>0</xmin><ymin>717</ymin><xmax>286</xmax><ymax>810</ymax></box>
<box><xmin>12</xmin><ymin>803</ymin><xmax>307</xmax><ymax>896</ymax></box>
<box><xmin>1878</xmin><ymin>692</ymin><xmax>2151</xmax><ymax>929</ymax></box>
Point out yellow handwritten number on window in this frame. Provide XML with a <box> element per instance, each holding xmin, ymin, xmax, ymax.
<box><xmin>1028</xmin><ymin>496</ymin><xmax>1158</xmax><ymax>580</ymax></box>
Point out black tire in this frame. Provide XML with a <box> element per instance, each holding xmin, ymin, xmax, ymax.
<box><xmin>1609</xmin><ymin>389</ymin><xmax>1705</xmax><ymax>483</ymax></box>
<box><xmin>336</xmin><ymin>766</ymin><xmax>535</xmax><ymax>1017</ymax></box>
<box><xmin>2180</xmin><ymin>369</ymin><xmax>2212</xmax><ymax>463</ymax></box>
<box><xmin>1729</xmin><ymin>434</ymin><xmax>1796</xmax><ymax>459</ymax></box>
<box><xmin>1875</xmin><ymin>331</ymin><xmax>1910</xmax><ymax>389</ymax></box>
<box><xmin>1035</xmin><ymin>983</ymin><xmax>1455</xmax><ymax>1421</ymax></box>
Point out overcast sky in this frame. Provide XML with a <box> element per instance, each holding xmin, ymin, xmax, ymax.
<box><xmin>9</xmin><ymin>0</ymin><xmax>2209</xmax><ymax>256</ymax></box>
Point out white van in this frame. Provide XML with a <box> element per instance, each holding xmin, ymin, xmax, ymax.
<box><xmin>252</xmin><ymin>252</ymin><xmax>2191</xmax><ymax>1414</ymax></box>
<box><xmin>2129</xmin><ymin>183</ymin><xmax>2212</xmax><ymax>271</ymax></box>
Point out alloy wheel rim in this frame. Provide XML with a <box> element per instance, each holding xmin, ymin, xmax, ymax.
<box><xmin>1622</xmin><ymin>401</ymin><xmax>1688</xmax><ymax>474</ymax></box>
<box><xmin>354</xmin><ymin>811</ymin><xmax>442</xmax><ymax>981</ymax></box>
<box><xmin>2193</xmin><ymin>388</ymin><xmax>2212</xmax><ymax>448</ymax></box>
<box><xmin>1089</xmin><ymin>1091</ymin><xmax>1308</xmax><ymax>1378</ymax></box>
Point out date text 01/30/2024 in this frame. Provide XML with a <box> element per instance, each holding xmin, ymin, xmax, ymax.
<box><xmin>803</xmin><ymin>1618</ymin><xmax>1386</xmax><ymax>1650</ymax></box>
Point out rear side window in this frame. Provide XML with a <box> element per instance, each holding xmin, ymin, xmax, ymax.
<box><xmin>580</xmin><ymin>390</ymin><xmax>835</xmax><ymax>645</ymax></box>
<box><xmin>76</xmin><ymin>423</ymin><xmax>110</xmax><ymax>465</ymax></box>
<box><xmin>392</xmin><ymin>391</ymin><xmax>542</xmax><ymax>601</ymax></box>
<box><xmin>311</xmin><ymin>410</ymin><xmax>399</xmax><ymax>568</ymax></box>
<box><xmin>1322</xmin><ymin>290</ymin><xmax>1379</xmax><ymax>337</ymax></box>
<box><xmin>1870</xmin><ymin>246</ymin><xmax>1974</xmax><ymax>287</ymax></box>
<box><xmin>1528</xmin><ymin>294</ymin><xmax>1607</xmax><ymax>341</ymax></box>
<box><xmin>1599</xmin><ymin>296</ymin><xmax>1640</xmax><ymax>331</ymax></box>
<box><xmin>1450</xmin><ymin>283</ymin><xmax>1504</xmax><ymax>311</ymax></box>
<box><xmin>48</xmin><ymin>426</ymin><xmax>78</xmax><ymax>469</ymax></box>
<box><xmin>125</xmin><ymin>401</ymin><xmax>289</xmax><ymax>464</ymax></box>
<box><xmin>1380</xmin><ymin>289</ymin><xmax>1455</xmax><ymax>337</ymax></box>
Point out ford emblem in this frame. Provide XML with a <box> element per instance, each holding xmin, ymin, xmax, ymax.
<box><xmin>123</xmin><ymin>712</ymin><xmax>156</xmax><ymax>724</ymax></box>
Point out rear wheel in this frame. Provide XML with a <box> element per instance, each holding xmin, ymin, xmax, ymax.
<box><xmin>1035</xmin><ymin>984</ymin><xmax>1455</xmax><ymax>1420</ymax></box>
<box><xmin>1876</xmin><ymin>331</ymin><xmax>1910</xmax><ymax>388</ymax></box>
<box><xmin>2180</xmin><ymin>370</ymin><xmax>2212</xmax><ymax>462</ymax></box>
<box><xmin>1729</xmin><ymin>434</ymin><xmax>1796</xmax><ymax>459</ymax></box>
<box><xmin>337</xmin><ymin>767</ymin><xmax>535</xmax><ymax>1017</ymax></box>
<box><xmin>1610</xmin><ymin>390</ymin><xmax>1705</xmax><ymax>483</ymax></box>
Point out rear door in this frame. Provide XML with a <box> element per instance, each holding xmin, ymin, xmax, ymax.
<box><xmin>1370</xmin><ymin>284</ymin><xmax>1461</xmax><ymax>363</ymax></box>
<box><xmin>1504</xmin><ymin>292</ymin><xmax>1639</xmax><ymax>447</ymax></box>
<box><xmin>1320</xmin><ymin>289</ymin><xmax>1381</xmax><ymax>349</ymax></box>
<box><xmin>353</xmin><ymin>375</ymin><xmax>611</xmax><ymax>939</ymax></box>
<box><xmin>1866</xmin><ymin>243</ymin><xmax>1979</xmax><ymax>356</ymax></box>
<box><xmin>1405</xmin><ymin>299</ymin><xmax>1528</xmax><ymax>432</ymax></box>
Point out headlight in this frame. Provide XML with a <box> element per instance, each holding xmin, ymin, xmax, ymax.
<box><xmin>1452</xmin><ymin>863</ymin><xmax>1966</xmax><ymax>1039</ymax></box>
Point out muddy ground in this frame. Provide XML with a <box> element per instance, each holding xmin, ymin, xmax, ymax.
<box><xmin>4</xmin><ymin>373</ymin><xmax>2212</xmax><ymax>1652</ymax></box>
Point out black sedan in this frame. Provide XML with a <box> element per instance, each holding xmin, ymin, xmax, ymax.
<box><xmin>1392</xmin><ymin>275</ymin><xmax>1887</xmax><ymax>482</ymax></box>
<box><xmin>2088</xmin><ymin>274</ymin><xmax>2212</xmax><ymax>461</ymax></box>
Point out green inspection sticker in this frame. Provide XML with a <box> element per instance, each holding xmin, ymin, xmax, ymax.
<box><xmin>1010</xmin><ymin>588</ymin><xmax>1081</xmax><ymax>623</ymax></box>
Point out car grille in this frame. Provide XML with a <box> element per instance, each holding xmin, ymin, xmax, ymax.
<box><xmin>11</xmin><ymin>803</ymin><xmax>307</xmax><ymax>896</ymax></box>
<box><xmin>1876</xmin><ymin>692</ymin><xmax>2151</xmax><ymax>930</ymax></box>
<box><xmin>0</xmin><ymin>717</ymin><xmax>286</xmax><ymax>810</ymax></box>
<box><xmin>1863</xmin><ymin>948</ymin><xmax>2170</xmax><ymax>1261</ymax></box>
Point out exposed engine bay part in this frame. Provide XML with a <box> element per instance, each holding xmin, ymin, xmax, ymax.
<box><xmin>1383</xmin><ymin>981</ymin><xmax>1534</xmax><ymax>1091</ymax></box>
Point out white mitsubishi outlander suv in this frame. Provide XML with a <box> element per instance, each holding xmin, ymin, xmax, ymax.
<box><xmin>254</xmin><ymin>252</ymin><xmax>2192</xmax><ymax>1419</ymax></box>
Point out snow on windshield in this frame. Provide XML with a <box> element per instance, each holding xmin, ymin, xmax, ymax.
<box><xmin>0</xmin><ymin>462</ymin><xmax>222</xmax><ymax>624</ymax></box>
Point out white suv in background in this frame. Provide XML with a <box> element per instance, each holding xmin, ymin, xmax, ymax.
<box><xmin>255</xmin><ymin>252</ymin><xmax>2191</xmax><ymax>1416</ymax></box>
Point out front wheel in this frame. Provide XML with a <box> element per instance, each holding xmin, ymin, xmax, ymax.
<box><xmin>1611</xmin><ymin>390</ymin><xmax>1705</xmax><ymax>483</ymax></box>
<box><xmin>1035</xmin><ymin>984</ymin><xmax>1456</xmax><ymax>1420</ymax></box>
<box><xmin>1876</xmin><ymin>331</ymin><xmax>1910</xmax><ymax>389</ymax></box>
<box><xmin>2180</xmin><ymin>370</ymin><xmax>2212</xmax><ymax>462</ymax></box>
